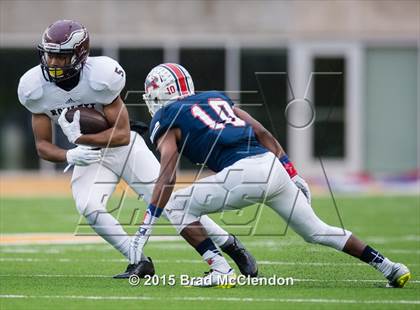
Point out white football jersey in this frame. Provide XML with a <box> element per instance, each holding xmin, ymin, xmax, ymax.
<box><xmin>17</xmin><ymin>56</ymin><xmax>126</xmax><ymax>124</ymax></box>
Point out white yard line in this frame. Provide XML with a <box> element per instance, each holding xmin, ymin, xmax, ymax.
<box><xmin>0</xmin><ymin>257</ymin><xmax>418</xmax><ymax>267</ymax></box>
<box><xmin>386</xmin><ymin>249</ymin><xmax>420</xmax><ymax>254</ymax></box>
<box><xmin>2</xmin><ymin>246</ymin><xmax>418</xmax><ymax>256</ymax></box>
<box><xmin>1</xmin><ymin>233</ymin><xmax>419</xmax><ymax>246</ymax></box>
<box><xmin>294</xmin><ymin>278</ymin><xmax>420</xmax><ymax>283</ymax></box>
<box><xmin>0</xmin><ymin>274</ymin><xmax>418</xmax><ymax>284</ymax></box>
<box><xmin>0</xmin><ymin>274</ymin><xmax>110</xmax><ymax>278</ymax></box>
<box><xmin>0</xmin><ymin>294</ymin><xmax>418</xmax><ymax>304</ymax></box>
<box><xmin>0</xmin><ymin>234</ymin><xmax>181</xmax><ymax>245</ymax></box>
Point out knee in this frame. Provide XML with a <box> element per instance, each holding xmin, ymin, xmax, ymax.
<box><xmin>302</xmin><ymin>233</ymin><xmax>319</xmax><ymax>244</ymax></box>
<box><xmin>74</xmin><ymin>196</ymin><xmax>106</xmax><ymax>218</ymax></box>
<box><xmin>303</xmin><ymin>232</ymin><xmax>332</xmax><ymax>245</ymax></box>
<box><xmin>84</xmin><ymin>210</ymin><xmax>102</xmax><ymax>226</ymax></box>
<box><xmin>301</xmin><ymin>225</ymin><xmax>352</xmax><ymax>251</ymax></box>
<box><xmin>165</xmin><ymin>204</ymin><xmax>199</xmax><ymax>234</ymax></box>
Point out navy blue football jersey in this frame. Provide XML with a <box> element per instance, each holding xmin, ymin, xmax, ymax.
<box><xmin>149</xmin><ymin>91</ymin><xmax>268</xmax><ymax>172</ymax></box>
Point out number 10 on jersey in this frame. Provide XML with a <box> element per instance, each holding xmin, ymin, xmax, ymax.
<box><xmin>191</xmin><ymin>99</ymin><xmax>245</xmax><ymax>130</ymax></box>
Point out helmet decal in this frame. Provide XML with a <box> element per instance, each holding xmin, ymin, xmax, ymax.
<box><xmin>143</xmin><ymin>63</ymin><xmax>195</xmax><ymax>116</ymax></box>
<box><xmin>161</xmin><ymin>63</ymin><xmax>190</xmax><ymax>96</ymax></box>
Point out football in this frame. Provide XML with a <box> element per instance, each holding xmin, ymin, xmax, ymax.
<box><xmin>65</xmin><ymin>107</ymin><xmax>110</xmax><ymax>134</ymax></box>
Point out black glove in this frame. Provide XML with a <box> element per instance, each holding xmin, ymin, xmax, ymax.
<box><xmin>130</xmin><ymin>120</ymin><xmax>149</xmax><ymax>136</ymax></box>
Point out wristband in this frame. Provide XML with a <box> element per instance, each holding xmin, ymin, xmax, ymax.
<box><xmin>279</xmin><ymin>155</ymin><xmax>298</xmax><ymax>178</ymax></box>
<box><xmin>139</xmin><ymin>204</ymin><xmax>163</xmax><ymax>236</ymax></box>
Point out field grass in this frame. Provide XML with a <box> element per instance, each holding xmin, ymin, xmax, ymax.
<box><xmin>0</xmin><ymin>195</ymin><xmax>419</xmax><ymax>309</ymax></box>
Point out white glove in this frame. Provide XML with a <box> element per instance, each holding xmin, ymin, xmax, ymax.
<box><xmin>292</xmin><ymin>175</ymin><xmax>312</xmax><ymax>204</ymax></box>
<box><xmin>128</xmin><ymin>228</ymin><xmax>150</xmax><ymax>265</ymax></box>
<box><xmin>66</xmin><ymin>145</ymin><xmax>102</xmax><ymax>166</ymax></box>
<box><xmin>58</xmin><ymin>108</ymin><xmax>82</xmax><ymax>144</ymax></box>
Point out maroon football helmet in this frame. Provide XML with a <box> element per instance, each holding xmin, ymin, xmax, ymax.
<box><xmin>38</xmin><ymin>20</ymin><xmax>90</xmax><ymax>82</ymax></box>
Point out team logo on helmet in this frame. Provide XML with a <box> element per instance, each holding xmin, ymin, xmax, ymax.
<box><xmin>143</xmin><ymin>63</ymin><xmax>195</xmax><ymax>116</ymax></box>
<box><xmin>38</xmin><ymin>20</ymin><xmax>90</xmax><ymax>82</ymax></box>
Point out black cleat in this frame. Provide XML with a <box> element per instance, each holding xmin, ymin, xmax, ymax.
<box><xmin>113</xmin><ymin>257</ymin><xmax>155</xmax><ymax>279</ymax></box>
<box><xmin>221</xmin><ymin>235</ymin><xmax>258</xmax><ymax>277</ymax></box>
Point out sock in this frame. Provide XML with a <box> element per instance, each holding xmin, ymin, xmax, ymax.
<box><xmin>220</xmin><ymin>235</ymin><xmax>235</xmax><ymax>250</ymax></box>
<box><xmin>199</xmin><ymin>215</ymin><xmax>230</xmax><ymax>247</ymax></box>
<box><xmin>195</xmin><ymin>238</ymin><xmax>231</xmax><ymax>273</ymax></box>
<box><xmin>360</xmin><ymin>245</ymin><xmax>394</xmax><ymax>277</ymax></box>
<box><xmin>85</xmin><ymin>211</ymin><xmax>149</xmax><ymax>263</ymax></box>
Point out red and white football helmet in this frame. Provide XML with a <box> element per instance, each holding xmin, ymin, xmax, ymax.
<box><xmin>143</xmin><ymin>63</ymin><xmax>195</xmax><ymax>116</ymax></box>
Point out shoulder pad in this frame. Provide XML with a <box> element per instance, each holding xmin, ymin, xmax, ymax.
<box><xmin>17</xmin><ymin>66</ymin><xmax>44</xmax><ymax>107</ymax></box>
<box><xmin>87</xmin><ymin>56</ymin><xmax>126</xmax><ymax>93</ymax></box>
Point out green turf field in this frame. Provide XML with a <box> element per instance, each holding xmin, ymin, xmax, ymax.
<box><xmin>0</xmin><ymin>196</ymin><xmax>419</xmax><ymax>309</ymax></box>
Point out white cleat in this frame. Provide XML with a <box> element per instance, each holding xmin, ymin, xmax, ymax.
<box><xmin>386</xmin><ymin>263</ymin><xmax>411</xmax><ymax>288</ymax></box>
<box><xmin>189</xmin><ymin>269</ymin><xmax>236</xmax><ymax>288</ymax></box>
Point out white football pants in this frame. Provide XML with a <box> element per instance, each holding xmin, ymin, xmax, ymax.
<box><xmin>166</xmin><ymin>152</ymin><xmax>352</xmax><ymax>251</ymax></box>
<box><xmin>71</xmin><ymin>131</ymin><xmax>230</xmax><ymax>259</ymax></box>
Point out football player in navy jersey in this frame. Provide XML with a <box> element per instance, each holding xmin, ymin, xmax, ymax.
<box><xmin>129</xmin><ymin>63</ymin><xmax>411</xmax><ymax>288</ymax></box>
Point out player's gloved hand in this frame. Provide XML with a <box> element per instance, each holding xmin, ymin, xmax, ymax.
<box><xmin>128</xmin><ymin>204</ymin><xmax>163</xmax><ymax>264</ymax></box>
<box><xmin>292</xmin><ymin>175</ymin><xmax>312</xmax><ymax>204</ymax></box>
<box><xmin>66</xmin><ymin>145</ymin><xmax>102</xmax><ymax>166</ymax></box>
<box><xmin>279</xmin><ymin>154</ymin><xmax>311</xmax><ymax>204</ymax></box>
<box><xmin>58</xmin><ymin>108</ymin><xmax>82</xmax><ymax>144</ymax></box>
